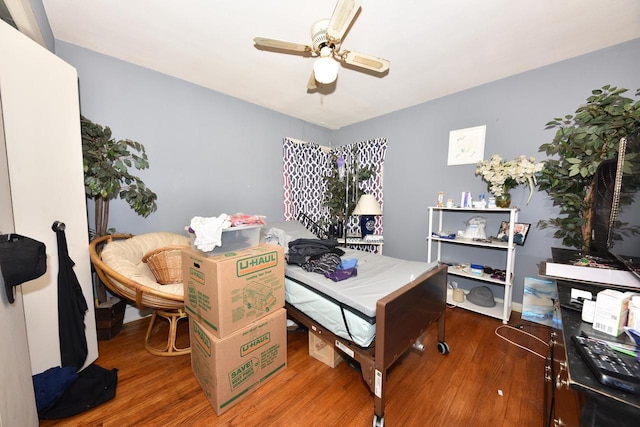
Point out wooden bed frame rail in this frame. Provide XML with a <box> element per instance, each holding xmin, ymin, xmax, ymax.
<box><xmin>285</xmin><ymin>263</ymin><xmax>449</xmax><ymax>426</ymax></box>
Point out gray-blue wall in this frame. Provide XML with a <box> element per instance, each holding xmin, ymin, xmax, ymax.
<box><xmin>55</xmin><ymin>38</ymin><xmax>640</xmax><ymax>305</ymax></box>
<box><xmin>335</xmin><ymin>38</ymin><xmax>640</xmax><ymax>305</ymax></box>
<box><xmin>56</xmin><ymin>42</ymin><xmax>332</xmax><ymax>236</ymax></box>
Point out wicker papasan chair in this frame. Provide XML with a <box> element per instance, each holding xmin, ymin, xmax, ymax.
<box><xmin>89</xmin><ymin>232</ymin><xmax>191</xmax><ymax>357</ymax></box>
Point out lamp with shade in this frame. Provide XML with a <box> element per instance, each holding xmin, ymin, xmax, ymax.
<box><xmin>352</xmin><ymin>194</ymin><xmax>382</xmax><ymax>237</ymax></box>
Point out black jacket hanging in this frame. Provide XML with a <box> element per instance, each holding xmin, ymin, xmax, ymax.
<box><xmin>53</xmin><ymin>221</ymin><xmax>88</xmax><ymax>369</ymax></box>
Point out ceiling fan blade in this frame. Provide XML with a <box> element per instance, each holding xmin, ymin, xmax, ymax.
<box><xmin>253</xmin><ymin>37</ymin><xmax>313</xmax><ymax>54</ymax></box>
<box><xmin>307</xmin><ymin>71</ymin><xmax>318</xmax><ymax>91</ymax></box>
<box><xmin>341</xmin><ymin>50</ymin><xmax>390</xmax><ymax>73</ymax></box>
<box><xmin>327</xmin><ymin>0</ymin><xmax>362</xmax><ymax>44</ymax></box>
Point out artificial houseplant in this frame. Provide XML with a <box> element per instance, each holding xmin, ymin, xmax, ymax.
<box><xmin>81</xmin><ymin>115</ymin><xmax>158</xmax><ymax>304</ymax></box>
<box><xmin>81</xmin><ymin>115</ymin><xmax>158</xmax><ymax>238</ymax></box>
<box><xmin>537</xmin><ymin>85</ymin><xmax>640</xmax><ymax>252</ymax></box>
<box><xmin>323</xmin><ymin>148</ymin><xmax>375</xmax><ymax>237</ymax></box>
<box><xmin>475</xmin><ymin>154</ymin><xmax>543</xmax><ymax>207</ymax></box>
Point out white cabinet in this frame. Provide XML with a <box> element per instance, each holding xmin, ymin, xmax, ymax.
<box><xmin>427</xmin><ymin>207</ymin><xmax>519</xmax><ymax>323</ymax></box>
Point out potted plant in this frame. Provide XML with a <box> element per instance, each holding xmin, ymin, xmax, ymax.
<box><xmin>81</xmin><ymin>115</ymin><xmax>158</xmax><ymax>336</ymax></box>
<box><xmin>537</xmin><ymin>85</ymin><xmax>640</xmax><ymax>252</ymax></box>
<box><xmin>81</xmin><ymin>115</ymin><xmax>158</xmax><ymax>238</ymax></box>
<box><xmin>323</xmin><ymin>149</ymin><xmax>375</xmax><ymax>237</ymax></box>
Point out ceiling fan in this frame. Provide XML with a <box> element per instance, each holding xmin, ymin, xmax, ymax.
<box><xmin>253</xmin><ymin>0</ymin><xmax>390</xmax><ymax>90</ymax></box>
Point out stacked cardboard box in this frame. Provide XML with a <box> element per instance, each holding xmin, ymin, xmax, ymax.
<box><xmin>189</xmin><ymin>310</ymin><xmax>287</xmax><ymax>414</ymax></box>
<box><xmin>309</xmin><ymin>331</ymin><xmax>343</xmax><ymax>368</ymax></box>
<box><xmin>183</xmin><ymin>243</ymin><xmax>287</xmax><ymax>415</ymax></box>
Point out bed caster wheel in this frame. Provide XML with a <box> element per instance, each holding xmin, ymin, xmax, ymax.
<box><xmin>372</xmin><ymin>415</ymin><xmax>384</xmax><ymax>427</ymax></box>
<box><xmin>437</xmin><ymin>341</ymin><xmax>450</xmax><ymax>354</ymax></box>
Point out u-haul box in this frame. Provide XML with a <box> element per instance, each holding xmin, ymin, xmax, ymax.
<box><xmin>183</xmin><ymin>243</ymin><xmax>284</xmax><ymax>338</ymax></box>
<box><xmin>190</xmin><ymin>308</ymin><xmax>287</xmax><ymax>415</ymax></box>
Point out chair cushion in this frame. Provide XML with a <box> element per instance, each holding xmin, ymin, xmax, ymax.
<box><xmin>101</xmin><ymin>232</ymin><xmax>190</xmax><ymax>297</ymax></box>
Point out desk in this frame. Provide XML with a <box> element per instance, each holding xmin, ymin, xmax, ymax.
<box><xmin>551</xmin><ymin>280</ymin><xmax>640</xmax><ymax>426</ymax></box>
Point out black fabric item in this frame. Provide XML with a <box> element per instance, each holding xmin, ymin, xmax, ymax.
<box><xmin>302</xmin><ymin>252</ymin><xmax>342</xmax><ymax>274</ymax></box>
<box><xmin>39</xmin><ymin>364</ymin><xmax>118</xmax><ymax>420</ymax></box>
<box><xmin>0</xmin><ymin>234</ymin><xmax>47</xmax><ymax>303</ymax></box>
<box><xmin>287</xmin><ymin>238</ymin><xmax>344</xmax><ymax>266</ymax></box>
<box><xmin>32</xmin><ymin>366</ymin><xmax>78</xmax><ymax>414</ymax></box>
<box><xmin>54</xmin><ymin>227</ymin><xmax>89</xmax><ymax>369</ymax></box>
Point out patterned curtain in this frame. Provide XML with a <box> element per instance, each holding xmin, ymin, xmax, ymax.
<box><xmin>283</xmin><ymin>138</ymin><xmax>330</xmax><ymax>223</ymax></box>
<box><xmin>283</xmin><ymin>137</ymin><xmax>387</xmax><ymax>235</ymax></box>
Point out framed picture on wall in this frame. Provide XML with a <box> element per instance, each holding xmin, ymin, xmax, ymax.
<box><xmin>447</xmin><ymin>125</ymin><xmax>486</xmax><ymax>165</ymax></box>
<box><xmin>496</xmin><ymin>221</ymin><xmax>531</xmax><ymax>245</ymax></box>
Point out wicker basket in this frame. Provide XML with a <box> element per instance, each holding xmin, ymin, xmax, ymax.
<box><xmin>142</xmin><ymin>245</ymin><xmax>190</xmax><ymax>284</ymax></box>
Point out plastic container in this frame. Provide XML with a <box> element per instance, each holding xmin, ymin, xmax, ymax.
<box><xmin>470</xmin><ymin>264</ymin><xmax>484</xmax><ymax>276</ymax></box>
<box><xmin>188</xmin><ymin>225</ymin><xmax>262</xmax><ymax>255</ymax></box>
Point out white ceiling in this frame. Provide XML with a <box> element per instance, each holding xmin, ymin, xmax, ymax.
<box><xmin>42</xmin><ymin>0</ymin><xmax>640</xmax><ymax>130</ymax></box>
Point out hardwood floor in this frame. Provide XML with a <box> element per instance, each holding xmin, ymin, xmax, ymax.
<box><xmin>39</xmin><ymin>306</ymin><xmax>550</xmax><ymax>426</ymax></box>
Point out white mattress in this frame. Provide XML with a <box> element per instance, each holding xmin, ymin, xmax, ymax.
<box><xmin>263</xmin><ymin>221</ymin><xmax>439</xmax><ymax>347</ymax></box>
<box><xmin>284</xmin><ymin>247</ymin><xmax>438</xmax><ymax>347</ymax></box>
<box><xmin>285</xmin><ymin>247</ymin><xmax>438</xmax><ymax>318</ymax></box>
<box><xmin>285</xmin><ymin>273</ymin><xmax>377</xmax><ymax>347</ymax></box>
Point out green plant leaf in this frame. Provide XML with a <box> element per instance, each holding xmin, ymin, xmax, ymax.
<box><xmin>81</xmin><ymin>115</ymin><xmax>158</xmax><ymax>235</ymax></box>
<box><xmin>537</xmin><ymin>85</ymin><xmax>640</xmax><ymax>251</ymax></box>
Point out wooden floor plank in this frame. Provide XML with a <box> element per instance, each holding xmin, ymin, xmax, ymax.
<box><xmin>39</xmin><ymin>306</ymin><xmax>549</xmax><ymax>426</ymax></box>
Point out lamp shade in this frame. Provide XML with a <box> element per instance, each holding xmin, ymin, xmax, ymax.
<box><xmin>352</xmin><ymin>194</ymin><xmax>382</xmax><ymax>216</ymax></box>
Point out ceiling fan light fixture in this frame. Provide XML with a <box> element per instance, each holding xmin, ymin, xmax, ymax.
<box><xmin>313</xmin><ymin>56</ymin><xmax>339</xmax><ymax>84</ymax></box>
<box><xmin>253</xmin><ymin>0</ymin><xmax>388</xmax><ymax>90</ymax></box>
<box><xmin>313</xmin><ymin>46</ymin><xmax>339</xmax><ymax>84</ymax></box>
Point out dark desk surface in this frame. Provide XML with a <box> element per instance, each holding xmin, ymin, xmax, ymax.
<box><xmin>556</xmin><ymin>280</ymin><xmax>640</xmax><ymax>416</ymax></box>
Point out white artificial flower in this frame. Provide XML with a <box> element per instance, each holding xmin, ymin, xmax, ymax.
<box><xmin>475</xmin><ymin>155</ymin><xmax>544</xmax><ymax>204</ymax></box>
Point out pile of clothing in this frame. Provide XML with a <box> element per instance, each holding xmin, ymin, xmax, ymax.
<box><xmin>287</xmin><ymin>238</ymin><xmax>357</xmax><ymax>281</ymax></box>
<box><xmin>189</xmin><ymin>213</ymin><xmax>266</xmax><ymax>252</ymax></box>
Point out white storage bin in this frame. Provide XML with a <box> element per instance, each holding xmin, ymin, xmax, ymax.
<box><xmin>188</xmin><ymin>225</ymin><xmax>262</xmax><ymax>255</ymax></box>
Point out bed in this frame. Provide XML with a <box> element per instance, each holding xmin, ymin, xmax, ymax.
<box><xmin>263</xmin><ymin>220</ymin><xmax>449</xmax><ymax>427</ymax></box>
